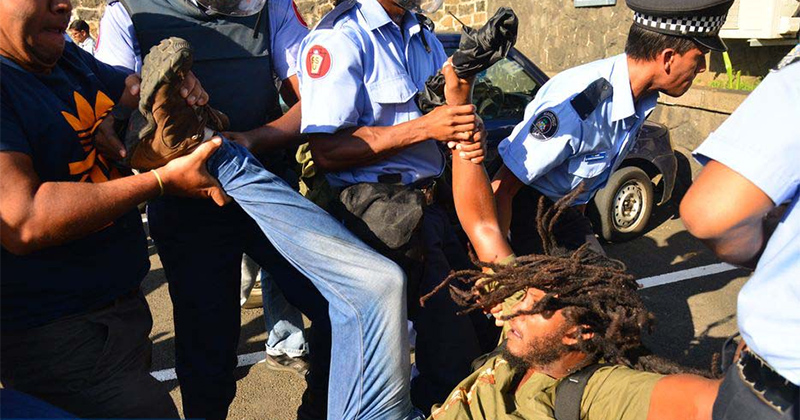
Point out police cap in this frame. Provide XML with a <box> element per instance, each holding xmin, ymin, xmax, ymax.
<box><xmin>626</xmin><ymin>0</ymin><xmax>734</xmax><ymax>51</ymax></box>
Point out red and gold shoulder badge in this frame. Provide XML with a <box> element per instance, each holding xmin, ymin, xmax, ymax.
<box><xmin>291</xmin><ymin>1</ymin><xmax>308</xmax><ymax>28</ymax></box>
<box><xmin>305</xmin><ymin>45</ymin><xmax>331</xmax><ymax>79</ymax></box>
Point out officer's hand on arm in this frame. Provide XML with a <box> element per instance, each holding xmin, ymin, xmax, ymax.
<box><xmin>0</xmin><ymin>139</ymin><xmax>228</xmax><ymax>255</ymax></box>
<box><xmin>680</xmin><ymin>159</ymin><xmax>775</xmax><ymax>269</ymax></box>
<box><xmin>450</xmin><ymin>116</ymin><xmax>486</xmax><ymax>164</ymax></box>
<box><xmin>419</xmin><ymin>104</ymin><xmax>479</xmax><ymax>143</ymax></box>
<box><xmin>95</xmin><ymin>72</ymin><xmax>209</xmax><ymax>162</ymax></box>
<box><xmin>157</xmin><ymin>137</ymin><xmax>231</xmax><ymax>206</ymax></box>
<box><xmin>309</xmin><ymin>105</ymin><xmax>478</xmax><ymax>172</ymax></box>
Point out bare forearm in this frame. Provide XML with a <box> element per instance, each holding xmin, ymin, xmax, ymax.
<box><xmin>309</xmin><ymin>120</ymin><xmax>429</xmax><ymax>171</ymax></box>
<box><xmin>242</xmin><ymin>103</ymin><xmax>304</xmax><ymax>156</ymax></box>
<box><xmin>693</xmin><ymin>221</ymin><xmax>765</xmax><ymax>268</ymax></box>
<box><xmin>680</xmin><ymin>160</ymin><xmax>776</xmax><ymax>269</ymax></box>
<box><xmin>492</xmin><ymin>165</ymin><xmax>524</xmax><ymax>238</ymax></box>
<box><xmin>452</xmin><ymin>157</ymin><xmax>513</xmax><ymax>262</ymax></box>
<box><xmin>3</xmin><ymin>173</ymin><xmax>160</xmax><ymax>254</ymax></box>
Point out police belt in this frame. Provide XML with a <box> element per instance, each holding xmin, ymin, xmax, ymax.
<box><xmin>377</xmin><ymin>174</ymin><xmax>438</xmax><ymax>206</ymax></box>
<box><xmin>738</xmin><ymin>347</ymin><xmax>799</xmax><ymax>413</ymax></box>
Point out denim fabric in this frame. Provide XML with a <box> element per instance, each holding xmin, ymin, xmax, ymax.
<box><xmin>261</xmin><ymin>269</ymin><xmax>309</xmax><ymax>358</ymax></box>
<box><xmin>203</xmin><ymin>139</ymin><xmax>414</xmax><ymax>420</ymax></box>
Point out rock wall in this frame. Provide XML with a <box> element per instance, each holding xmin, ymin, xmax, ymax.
<box><xmin>71</xmin><ymin>0</ymin><xmax>490</xmax><ymax>36</ymax></box>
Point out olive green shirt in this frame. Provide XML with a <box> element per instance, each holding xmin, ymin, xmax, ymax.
<box><xmin>428</xmin><ymin>355</ymin><xmax>662</xmax><ymax>420</ymax></box>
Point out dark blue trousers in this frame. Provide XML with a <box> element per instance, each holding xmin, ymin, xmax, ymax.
<box><xmin>410</xmin><ymin>205</ymin><xmax>500</xmax><ymax>413</ymax></box>
<box><xmin>148</xmin><ymin>196</ymin><xmax>331</xmax><ymax>420</ymax></box>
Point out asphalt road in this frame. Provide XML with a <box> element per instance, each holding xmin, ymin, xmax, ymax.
<box><xmin>141</xmin><ymin>186</ymin><xmax>749</xmax><ymax>419</ymax></box>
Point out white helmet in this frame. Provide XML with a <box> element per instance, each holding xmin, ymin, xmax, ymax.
<box><xmin>195</xmin><ymin>0</ymin><xmax>266</xmax><ymax>16</ymax></box>
<box><xmin>394</xmin><ymin>0</ymin><xmax>443</xmax><ymax>14</ymax></box>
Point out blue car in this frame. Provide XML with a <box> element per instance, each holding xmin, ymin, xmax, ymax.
<box><xmin>438</xmin><ymin>33</ymin><xmax>677</xmax><ymax>242</ymax></box>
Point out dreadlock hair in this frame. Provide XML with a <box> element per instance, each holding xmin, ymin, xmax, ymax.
<box><xmin>421</xmin><ymin>186</ymin><xmax>713</xmax><ymax>377</ymax></box>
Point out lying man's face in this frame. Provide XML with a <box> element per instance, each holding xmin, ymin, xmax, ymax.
<box><xmin>503</xmin><ymin>287</ymin><xmax>576</xmax><ymax>371</ymax></box>
<box><xmin>0</xmin><ymin>0</ymin><xmax>71</xmax><ymax>73</ymax></box>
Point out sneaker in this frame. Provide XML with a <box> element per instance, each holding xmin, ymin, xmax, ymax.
<box><xmin>241</xmin><ymin>282</ymin><xmax>263</xmax><ymax>309</ymax></box>
<box><xmin>264</xmin><ymin>353</ymin><xmax>310</xmax><ymax>378</ymax></box>
<box><xmin>126</xmin><ymin>37</ymin><xmax>229</xmax><ymax>171</ymax></box>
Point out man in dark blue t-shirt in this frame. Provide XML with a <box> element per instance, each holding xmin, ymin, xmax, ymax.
<box><xmin>0</xmin><ymin>0</ymin><xmax>226</xmax><ymax>417</ymax></box>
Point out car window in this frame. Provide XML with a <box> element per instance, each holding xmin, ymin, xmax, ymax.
<box><xmin>473</xmin><ymin>57</ymin><xmax>541</xmax><ymax>122</ymax></box>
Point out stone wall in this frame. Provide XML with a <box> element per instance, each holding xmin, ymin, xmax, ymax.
<box><xmin>486</xmin><ymin>0</ymin><xmax>792</xmax><ymax>77</ymax></box>
<box><xmin>70</xmin><ymin>0</ymin><xmax>105</xmax><ymax>37</ymax></box>
<box><xmin>487</xmin><ymin>0</ymin><xmax>632</xmax><ymax>74</ymax></box>
<box><xmin>72</xmin><ymin>0</ymin><xmax>489</xmax><ymax>35</ymax></box>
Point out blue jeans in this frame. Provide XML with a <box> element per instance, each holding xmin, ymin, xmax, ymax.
<box><xmin>150</xmin><ymin>139</ymin><xmax>414</xmax><ymax>420</ymax></box>
<box><xmin>261</xmin><ymin>269</ymin><xmax>308</xmax><ymax>358</ymax></box>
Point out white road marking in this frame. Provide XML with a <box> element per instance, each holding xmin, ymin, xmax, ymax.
<box><xmin>149</xmin><ymin>263</ymin><xmax>744</xmax><ymax>382</ymax></box>
<box><xmin>637</xmin><ymin>262</ymin><xmax>740</xmax><ymax>289</ymax></box>
<box><xmin>151</xmin><ymin>351</ymin><xmax>266</xmax><ymax>382</ymax></box>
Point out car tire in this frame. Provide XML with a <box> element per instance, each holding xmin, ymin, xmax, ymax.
<box><xmin>591</xmin><ymin>166</ymin><xmax>654</xmax><ymax>242</ymax></box>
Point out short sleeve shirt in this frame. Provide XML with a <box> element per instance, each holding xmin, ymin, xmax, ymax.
<box><xmin>297</xmin><ymin>0</ymin><xmax>448</xmax><ymax>187</ymax></box>
<box><xmin>693</xmin><ymin>53</ymin><xmax>800</xmax><ymax>385</ymax></box>
<box><xmin>428</xmin><ymin>355</ymin><xmax>661</xmax><ymax>420</ymax></box>
<box><xmin>95</xmin><ymin>0</ymin><xmax>308</xmax><ymax>77</ymax></box>
<box><xmin>0</xmin><ymin>44</ymin><xmax>149</xmax><ymax>330</ymax></box>
<box><xmin>498</xmin><ymin>54</ymin><xmax>658</xmax><ymax>204</ymax></box>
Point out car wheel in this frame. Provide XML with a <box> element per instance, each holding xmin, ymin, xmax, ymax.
<box><xmin>592</xmin><ymin>166</ymin><xmax>654</xmax><ymax>242</ymax></box>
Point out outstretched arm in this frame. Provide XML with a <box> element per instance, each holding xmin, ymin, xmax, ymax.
<box><xmin>443</xmin><ymin>62</ymin><xmax>514</xmax><ymax>263</ymax></box>
<box><xmin>646</xmin><ymin>375</ymin><xmax>720</xmax><ymax>420</ymax></box>
<box><xmin>308</xmin><ymin>104</ymin><xmax>477</xmax><ymax>172</ymax></box>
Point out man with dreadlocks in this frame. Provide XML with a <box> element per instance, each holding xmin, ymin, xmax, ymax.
<box><xmin>423</xmin><ymin>39</ymin><xmax>724</xmax><ymax>420</ymax></box>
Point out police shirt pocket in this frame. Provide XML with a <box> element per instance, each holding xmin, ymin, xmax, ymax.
<box><xmin>568</xmin><ymin>151</ymin><xmax>612</xmax><ymax>179</ymax></box>
<box><xmin>366</xmin><ymin>75</ymin><xmax>419</xmax><ymax>104</ymax></box>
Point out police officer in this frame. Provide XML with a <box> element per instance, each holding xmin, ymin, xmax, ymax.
<box><xmin>681</xmin><ymin>44</ymin><xmax>799</xmax><ymax>420</ymax></box>
<box><xmin>298</xmin><ymin>0</ymin><xmax>492</xmax><ymax>413</ymax></box>
<box><xmin>492</xmin><ymin>0</ymin><xmax>734</xmax><ymax>255</ymax></box>
<box><xmin>94</xmin><ymin>0</ymin><xmax>331</xmax><ymax>419</ymax></box>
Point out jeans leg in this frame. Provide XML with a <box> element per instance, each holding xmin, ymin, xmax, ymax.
<box><xmin>209</xmin><ymin>140</ymin><xmax>413</xmax><ymax>420</ymax></box>
<box><xmin>148</xmin><ymin>197</ymin><xmax>247</xmax><ymax>420</ymax></box>
<box><xmin>261</xmin><ymin>270</ymin><xmax>309</xmax><ymax>358</ymax></box>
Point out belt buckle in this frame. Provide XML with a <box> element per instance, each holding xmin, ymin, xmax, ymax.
<box><xmin>419</xmin><ymin>180</ymin><xmax>436</xmax><ymax>206</ymax></box>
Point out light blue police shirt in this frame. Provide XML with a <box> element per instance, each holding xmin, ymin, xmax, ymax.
<box><xmin>693</xmin><ymin>54</ymin><xmax>800</xmax><ymax>385</ymax></box>
<box><xmin>498</xmin><ymin>54</ymin><xmax>659</xmax><ymax>204</ymax></box>
<box><xmin>297</xmin><ymin>0</ymin><xmax>448</xmax><ymax>187</ymax></box>
<box><xmin>94</xmin><ymin>0</ymin><xmax>308</xmax><ymax>77</ymax></box>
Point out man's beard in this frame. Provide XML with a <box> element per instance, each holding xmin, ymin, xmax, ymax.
<box><xmin>501</xmin><ymin>325</ymin><xmax>571</xmax><ymax>371</ymax></box>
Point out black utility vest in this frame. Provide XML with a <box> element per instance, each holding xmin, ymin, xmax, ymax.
<box><xmin>118</xmin><ymin>0</ymin><xmax>282</xmax><ymax>132</ymax></box>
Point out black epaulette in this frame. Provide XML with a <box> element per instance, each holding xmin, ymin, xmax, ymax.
<box><xmin>570</xmin><ymin>78</ymin><xmax>613</xmax><ymax>120</ymax></box>
<box><xmin>107</xmin><ymin>0</ymin><xmax>118</xmax><ymax>4</ymax></box>
<box><xmin>415</xmin><ymin>13</ymin><xmax>435</xmax><ymax>32</ymax></box>
<box><xmin>316</xmin><ymin>0</ymin><xmax>357</xmax><ymax>30</ymax></box>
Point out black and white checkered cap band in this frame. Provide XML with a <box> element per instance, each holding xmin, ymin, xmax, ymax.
<box><xmin>633</xmin><ymin>12</ymin><xmax>726</xmax><ymax>36</ymax></box>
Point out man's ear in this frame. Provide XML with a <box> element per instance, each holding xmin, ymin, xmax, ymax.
<box><xmin>661</xmin><ymin>48</ymin><xmax>676</xmax><ymax>74</ymax></box>
<box><xmin>562</xmin><ymin>324</ymin><xmax>594</xmax><ymax>346</ymax></box>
